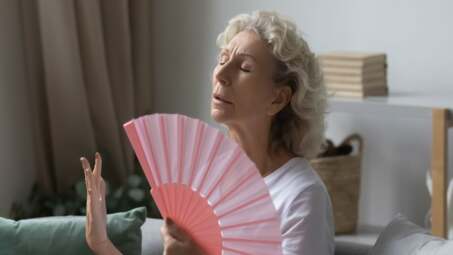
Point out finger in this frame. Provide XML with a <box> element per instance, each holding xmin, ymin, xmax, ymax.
<box><xmin>93</xmin><ymin>152</ymin><xmax>102</xmax><ymax>178</ymax></box>
<box><xmin>161</xmin><ymin>224</ymin><xmax>173</xmax><ymax>244</ymax></box>
<box><xmin>100</xmin><ymin>178</ymin><xmax>106</xmax><ymax>198</ymax></box>
<box><xmin>100</xmin><ymin>181</ymin><xmax>107</xmax><ymax>215</ymax></box>
<box><xmin>81</xmin><ymin>157</ymin><xmax>93</xmax><ymax>193</ymax></box>
<box><xmin>165</xmin><ymin>218</ymin><xmax>185</xmax><ymax>242</ymax></box>
<box><xmin>81</xmin><ymin>157</ymin><xmax>92</xmax><ymax>173</ymax></box>
<box><xmin>99</xmin><ymin>179</ymin><xmax>107</xmax><ymax>208</ymax></box>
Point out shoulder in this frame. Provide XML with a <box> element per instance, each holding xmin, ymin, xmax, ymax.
<box><xmin>266</xmin><ymin>157</ymin><xmax>330</xmax><ymax>212</ymax></box>
<box><xmin>283</xmin><ymin>166</ymin><xmax>331</xmax><ymax>221</ymax></box>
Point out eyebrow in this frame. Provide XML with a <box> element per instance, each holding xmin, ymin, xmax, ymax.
<box><xmin>220</xmin><ymin>49</ymin><xmax>257</xmax><ymax>62</ymax></box>
<box><xmin>237</xmin><ymin>53</ymin><xmax>257</xmax><ymax>62</ymax></box>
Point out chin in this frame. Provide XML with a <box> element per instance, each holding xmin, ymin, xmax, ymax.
<box><xmin>210</xmin><ymin>107</ymin><xmax>231</xmax><ymax>124</ymax></box>
<box><xmin>211</xmin><ymin>109</ymin><xmax>225</xmax><ymax>123</ymax></box>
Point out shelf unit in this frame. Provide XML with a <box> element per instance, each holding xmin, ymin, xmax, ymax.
<box><xmin>328</xmin><ymin>90</ymin><xmax>453</xmax><ymax>238</ymax></box>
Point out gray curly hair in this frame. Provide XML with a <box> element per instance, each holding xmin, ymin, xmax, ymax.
<box><xmin>216</xmin><ymin>10</ymin><xmax>327</xmax><ymax>159</ymax></box>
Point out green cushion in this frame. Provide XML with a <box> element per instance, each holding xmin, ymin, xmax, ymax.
<box><xmin>0</xmin><ymin>207</ymin><xmax>146</xmax><ymax>255</ymax></box>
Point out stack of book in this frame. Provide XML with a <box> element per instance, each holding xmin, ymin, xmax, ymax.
<box><xmin>317</xmin><ymin>51</ymin><xmax>388</xmax><ymax>98</ymax></box>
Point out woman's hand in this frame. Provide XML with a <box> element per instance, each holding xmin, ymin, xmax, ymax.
<box><xmin>81</xmin><ymin>152</ymin><xmax>121</xmax><ymax>255</ymax></box>
<box><xmin>160</xmin><ymin>217</ymin><xmax>205</xmax><ymax>255</ymax></box>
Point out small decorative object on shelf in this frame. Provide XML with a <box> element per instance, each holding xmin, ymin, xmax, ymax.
<box><xmin>310</xmin><ymin>134</ymin><xmax>363</xmax><ymax>234</ymax></box>
<box><xmin>317</xmin><ymin>51</ymin><xmax>388</xmax><ymax>98</ymax></box>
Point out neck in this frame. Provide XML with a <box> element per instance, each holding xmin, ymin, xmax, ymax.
<box><xmin>226</xmin><ymin>119</ymin><xmax>295</xmax><ymax>177</ymax></box>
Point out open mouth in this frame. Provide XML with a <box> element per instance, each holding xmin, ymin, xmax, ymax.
<box><xmin>213</xmin><ymin>95</ymin><xmax>232</xmax><ymax>104</ymax></box>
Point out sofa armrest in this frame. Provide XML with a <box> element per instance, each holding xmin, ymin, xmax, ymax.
<box><xmin>141</xmin><ymin>218</ymin><xmax>164</xmax><ymax>255</ymax></box>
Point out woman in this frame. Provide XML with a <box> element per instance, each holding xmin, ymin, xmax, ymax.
<box><xmin>81</xmin><ymin>10</ymin><xmax>335</xmax><ymax>255</ymax></box>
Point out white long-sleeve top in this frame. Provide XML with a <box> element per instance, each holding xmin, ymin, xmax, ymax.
<box><xmin>264</xmin><ymin>157</ymin><xmax>335</xmax><ymax>255</ymax></box>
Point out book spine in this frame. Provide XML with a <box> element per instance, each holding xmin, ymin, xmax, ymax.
<box><xmin>318</xmin><ymin>59</ymin><xmax>387</xmax><ymax>68</ymax></box>
<box><xmin>324</xmin><ymin>74</ymin><xmax>386</xmax><ymax>83</ymax></box>
<box><xmin>321</xmin><ymin>65</ymin><xmax>387</xmax><ymax>76</ymax></box>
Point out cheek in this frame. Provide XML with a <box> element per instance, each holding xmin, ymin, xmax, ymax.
<box><xmin>237</xmin><ymin>77</ymin><xmax>274</xmax><ymax>108</ymax></box>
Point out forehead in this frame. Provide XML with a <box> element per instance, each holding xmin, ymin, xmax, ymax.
<box><xmin>224</xmin><ymin>30</ymin><xmax>274</xmax><ymax>61</ymax></box>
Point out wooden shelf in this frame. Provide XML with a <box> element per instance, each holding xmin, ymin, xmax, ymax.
<box><xmin>329</xmin><ymin>90</ymin><xmax>453</xmax><ymax>125</ymax></box>
<box><xmin>328</xmin><ymin>89</ymin><xmax>452</xmax><ymax>238</ymax></box>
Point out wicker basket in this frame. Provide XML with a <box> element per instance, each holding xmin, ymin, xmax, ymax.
<box><xmin>310</xmin><ymin>133</ymin><xmax>363</xmax><ymax>234</ymax></box>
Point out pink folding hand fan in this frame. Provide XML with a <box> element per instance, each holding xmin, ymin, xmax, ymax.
<box><xmin>123</xmin><ymin>113</ymin><xmax>282</xmax><ymax>255</ymax></box>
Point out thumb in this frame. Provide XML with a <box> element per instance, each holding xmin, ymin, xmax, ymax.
<box><xmin>165</xmin><ymin>218</ymin><xmax>187</xmax><ymax>242</ymax></box>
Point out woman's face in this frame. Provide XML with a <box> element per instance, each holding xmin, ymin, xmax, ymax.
<box><xmin>211</xmin><ymin>30</ymin><xmax>285</xmax><ymax>127</ymax></box>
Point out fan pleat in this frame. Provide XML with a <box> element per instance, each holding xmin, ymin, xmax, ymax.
<box><xmin>211</xmin><ymin>168</ymin><xmax>255</xmax><ymax>209</ymax></box>
<box><xmin>222</xmin><ymin>245</ymin><xmax>254</xmax><ymax>255</ymax></box>
<box><xmin>122</xmin><ymin>120</ymin><xmax>156</xmax><ymax>188</ymax></box>
<box><xmin>217</xmin><ymin>193</ymin><xmax>268</xmax><ymax>219</ymax></box>
<box><xmin>223</xmin><ymin>238</ymin><xmax>282</xmax><ymax>254</ymax></box>
<box><xmin>221</xmin><ymin>217</ymin><xmax>277</xmax><ymax>230</ymax></box>
<box><xmin>141</xmin><ymin>117</ymin><xmax>162</xmax><ymax>185</ymax></box>
<box><xmin>205</xmin><ymin>147</ymin><xmax>242</xmax><ymax>200</ymax></box>
<box><xmin>195</xmin><ymin>133</ymin><xmax>224</xmax><ymax>192</ymax></box>
<box><xmin>188</xmin><ymin>121</ymin><xmax>204</xmax><ymax>186</ymax></box>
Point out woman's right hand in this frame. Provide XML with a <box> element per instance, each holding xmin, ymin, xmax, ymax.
<box><xmin>160</xmin><ymin>217</ymin><xmax>205</xmax><ymax>255</ymax></box>
<box><xmin>81</xmin><ymin>152</ymin><xmax>120</xmax><ymax>254</ymax></box>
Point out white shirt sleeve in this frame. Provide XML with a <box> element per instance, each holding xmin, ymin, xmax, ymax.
<box><xmin>280</xmin><ymin>184</ymin><xmax>335</xmax><ymax>255</ymax></box>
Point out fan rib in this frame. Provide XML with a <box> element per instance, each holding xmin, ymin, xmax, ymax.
<box><xmin>179</xmin><ymin>186</ymin><xmax>196</xmax><ymax>226</ymax></box>
<box><xmin>185</xmin><ymin>198</ymin><xmax>216</xmax><ymax>232</ymax></box>
<box><xmin>189</xmin><ymin>168</ymin><xmax>255</xmax><ymax>230</ymax></box>
<box><xmin>176</xmin><ymin>115</ymin><xmax>184</xmax><ymax>183</ymax></box>
<box><xmin>159</xmin><ymin>115</ymin><xmax>174</xmax><ymax>217</ymax></box>
<box><xmin>183</xmin><ymin>190</ymin><xmax>208</xmax><ymax>228</ymax></box>
<box><xmin>217</xmin><ymin>193</ymin><xmax>268</xmax><ymax>220</ymax></box>
<box><xmin>205</xmin><ymin>147</ymin><xmax>242</xmax><ymax>200</ymax></box>
<box><xmin>190</xmin><ymin>223</ymin><xmax>221</xmax><ymax>237</ymax></box>
<box><xmin>195</xmin><ymin>133</ymin><xmax>224</xmax><ymax>192</ymax></box>
<box><xmin>175</xmin><ymin>116</ymin><xmax>185</xmax><ymax>220</ymax></box>
<box><xmin>211</xmin><ymin>167</ymin><xmax>255</xmax><ymax>210</ymax></box>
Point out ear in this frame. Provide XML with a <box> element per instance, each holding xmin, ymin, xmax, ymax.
<box><xmin>267</xmin><ymin>86</ymin><xmax>292</xmax><ymax>116</ymax></box>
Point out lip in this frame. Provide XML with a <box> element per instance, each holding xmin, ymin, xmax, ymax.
<box><xmin>212</xmin><ymin>94</ymin><xmax>233</xmax><ymax>104</ymax></box>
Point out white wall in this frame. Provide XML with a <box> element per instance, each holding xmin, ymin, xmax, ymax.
<box><xmin>150</xmin><ymin>0</ymin><xmax>453</xmax><ymax>228</ymax></box>
<box><xmin>0</xmin><ymin>0</ymin><xmax>36</xmax><ymax>216</ymax></box>
<box><xmin>1</xmin><ymin>0</ymin><xmax>451</xmax><ymax>226</ymax></box>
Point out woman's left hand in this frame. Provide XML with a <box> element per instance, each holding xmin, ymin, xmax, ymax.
<box><xmin>160</xmin><ymin>217</ymin><xmax>204</xmax><ymax>255</ymax></box>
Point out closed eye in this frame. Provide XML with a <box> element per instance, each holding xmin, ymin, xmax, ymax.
<box><xmin>240</xmin><ymin>67</ymin><xmax>251</xmax><ymax>73</ymax></box>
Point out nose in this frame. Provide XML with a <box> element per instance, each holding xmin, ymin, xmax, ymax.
<box><xmin>214</xmin><ymin>62</ymin><xmax>231</xmax><ymax>87</ymax></box>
